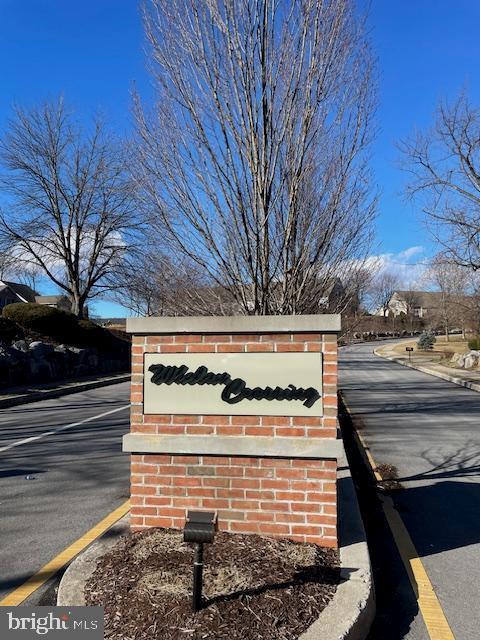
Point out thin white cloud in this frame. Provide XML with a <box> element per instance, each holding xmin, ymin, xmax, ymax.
<box><xmin>367</xmin><ymin>246</ymin><xmax>429</xmax><ymax>287</ymax></box>
<box><xmin>397</xmin><ymin>246</ymin><xmax>424</xmax><ymax>261</ymax></box>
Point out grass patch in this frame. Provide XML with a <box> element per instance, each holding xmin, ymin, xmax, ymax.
<box><xmin>390</xmin><ymin>336</ymin><xmax>469</xmax><ymax>358</ymax></box>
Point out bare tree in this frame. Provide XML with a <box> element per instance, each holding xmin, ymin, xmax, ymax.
<box><xmin>109</xmin><ymin>248</ymin><xmax>220</xmax><ymax>316</ymax></box>
<box><xmin>16</xmin><ymin>267</ymin><xmax>42</xmax><ymax>294</ymax></box>
<box><xmin>399</xmin><ymin>289</ymin><xmax>424</xmax><ymax>335</ymax></box>
<box><xmin>466</xmin><ymin>272</ymin><xmax>480</xmax><ymax>335</ymax></box>
<box><xmin>0</xmin><ymin>252</ymin><xmax>13</xmax><ymax>280</ymax></box>
<box><xmin>338</xmin><ymin>266</ymin><xmax>375</xmax><ymax>340</ymax></box>
<box><xmin>369</xmin><ymin>272</ymin><xmax>400</xmax><ymax>317</ymax></box>
<box><xmin>134</xmin><ymin>0</ymin><xmax>377</xmax><ymax>316</ymax></box>
<box><xmin>400</xmin><ymin>94</ymin><xmax>480</xmax><ymax>271</ymax></box>
<box><xmin>427</xmin><ymin>254</ymin><xmax>470</xmax><ymax>340</ymax></box>
<box><xmin>109</xmin><ymin>250</ymin><xmax>166</xmax><ymax>317</ymax></box>
<box><xmin>0</xmin><ymin>99</ymin><xmax>137</xmax><ymax>317</ymax></box>
<box><xmin>0</xmin><ymin>248</ymin><xmax>44</xmax><ymax>292</ymax></box>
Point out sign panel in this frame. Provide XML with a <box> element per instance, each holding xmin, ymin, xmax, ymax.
<box><xmin>143</xmin><ymin>352</ymin><xmax>323</xmax><ymax>417</ymax></box>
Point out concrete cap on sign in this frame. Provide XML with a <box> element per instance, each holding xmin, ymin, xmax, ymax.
<box><xmin>126</xmin><ymin>314</ymin><xmax>341</xmax><ymax>335</ymax></box>
<box><xmin>123</xmin><ymin>434</ymin><xmax>343</xmax><ymax>459</ymax></box>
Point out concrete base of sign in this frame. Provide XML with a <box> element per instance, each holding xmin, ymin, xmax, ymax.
<box><xmin>123</xmin><ymin>433</ymin><xmax>343</xmax><ymax>459</ymax></box>
<box><xmin>57</xmin><ymin>445</ymin><xmax>374</xmax><ymax>640</ymax></box>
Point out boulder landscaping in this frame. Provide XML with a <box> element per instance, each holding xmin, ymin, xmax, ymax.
<box><xmin>451</xmin><ymin>350</ymin><xmax>480</xmax><ymax>369</ymax></box>
<box><xmin>0</xmin><ymin>303</ymin><xmax>130</xmax><ymax>388</ymax></box>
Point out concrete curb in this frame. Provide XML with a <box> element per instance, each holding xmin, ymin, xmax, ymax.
<box><xmin>300</xmin><ymin>445</ymin><xmax>375</xmax><ymax>640</ymax></box>
<box><xmin>57</xmin><ymin>518</ymin><xmax>129</xmax><ymax>606</ymax></box>
<box><xmin>58</xmin><ymin>445</ymin><xmax>374</xmax><ymax>640</ymax></box>
<box><xmin>0</xmin><ymin>373</ymin><xmax>130</xmax><ymax>409</ymax></box>
<box><xmin>374</xmin><ymin>347</ymin><xmax>480</xmax><ymax>393</ymax></box>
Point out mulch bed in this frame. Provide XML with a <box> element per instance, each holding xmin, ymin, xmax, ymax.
<box><xmin>85</xmin><ymin>528</ymin><xmax>340</xmax><ymax>640</ymax></box>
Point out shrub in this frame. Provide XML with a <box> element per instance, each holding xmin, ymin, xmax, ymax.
<box><xmin>417</xmin><ymin>330</ymin><xmax>436</xmax><ymax>350</ymax></box>
<box><xmin>2</xmin><ymin>303</ymin><xmax>129</xmax><ymax>357</ymax></box>
<box><xmin>74</xmin><ymin>320</ymin><xmax>125</xmax><ymax>352</ymax></box>
<box><xmin>468</xmin><ymin>336</ymin><xmax>480</xmax><ymax>351</ymax></box>
<box><xmin>3</xmin><ymin>303</ymin><xmax>78</xmax><ymax>341</ymax></box>
<box><xmin>0</xmin><ymin>316</ymin><xmax>23</xmax><ymax>343</ymax></box>
<box><xmin>70</xmin><ymin>320</ymin><xmax>130</xmax><ymax>358</ymax></box>
<box><xmin>75</xmin><ymin>319</ymin><xmax>108</xmax><ymax>346</ymax></box>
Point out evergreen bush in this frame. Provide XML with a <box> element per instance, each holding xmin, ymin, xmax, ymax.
<box><xmin>75</xmin><ymin>319</ymin><xmax>126</xmax><ymax>353</ymax></box>
<box><xmin>3</xmin><ymin>303</ymin><xmax>77</xmax><ymax>340</ymax></box>
<box><xmin>2</xmin><ymin>303</ymin><xmax>126</xmax><ymax>352</ymax></box>
<box><xmin>417</xmin><ymin>330</ymin><xmax>436</xmax><ymax>350</ymax></box>
<box><xmin>468</xmin><ymin>336</ymin><xmax>480</xmax><ymax>351</ymax></box>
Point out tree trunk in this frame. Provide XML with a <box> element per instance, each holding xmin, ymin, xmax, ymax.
<box><xmin>70</xmin><ymin>292</ymin><xmax>86</xmax><ymax>318</ymax></box>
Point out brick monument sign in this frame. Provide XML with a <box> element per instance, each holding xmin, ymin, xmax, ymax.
<box><xmin>123</xmin><ymin>315</ymin><xmax>342</xmax><ymax>548</ymax></box>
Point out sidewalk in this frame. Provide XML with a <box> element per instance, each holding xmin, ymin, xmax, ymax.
<box><xmin>0</xmin><ymin>371</ymin><xmax>130</xmax><ymax>409</ymax></box>
<box><xmin>375</xmin><ymin>341</ymin><xmax>480</xmax><ymax>393</ymax></box>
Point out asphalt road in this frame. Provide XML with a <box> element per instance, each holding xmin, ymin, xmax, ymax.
<box><xmin>0</xmin><ymin>382</ymin><xmax>130</xmax><ymax>601</ymax></box>
<box><xmin>340</xmin><ymin>341</ymin><xmax>480</xmax><ymax>640</ymax></box>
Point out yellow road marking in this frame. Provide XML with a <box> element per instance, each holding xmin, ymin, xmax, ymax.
<box><xmin>380</xmin><ymin>494</ymin><xmax>454</xmax><ymax>639</ymax></box>
<box><xmin>339</xmin><ymin>391</ymin><xmax>455</xmax><ymax>640</ymax></box>
<box><xmin>0</xmin><ymin>500</ymin><xmax>130</xmax><ymax>607</ymax></box>
<box><xmin>353</xmin><ymin>426</ymin><xmax>383</xmax><ymax>483</ymax></box>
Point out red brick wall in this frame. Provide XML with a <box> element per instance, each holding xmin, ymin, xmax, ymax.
<box><xmin>130</xmin><ymin>455</ymin><xmax>337</xmax><ymax>547</ymax></box>
<box><xmin>128</xmin><ymin>331</ymin><xmax>338</xmax><ymax>547</ymax></box>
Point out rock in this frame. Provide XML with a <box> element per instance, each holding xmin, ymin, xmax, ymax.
<box><xmin>0</xmin><ymin>345</ymin><xmax>29</xmax><ymax>386</ymax></box>
<box><xmin>67</xmin><ymin>346</ymin><xmax>83</xmax><ymax>354</ymax></box>
<box><xmin>13</xmin><ymin>340</ymin><xmax>29</xmax><ymax>353</ymax></box>
<box><xmin>29</xmin><ymin>341</ymin><xmax>55</xmax><ymax>359</ymax></box>
<box><xmin>0</xmin><ymin>334</ymin><xmax>127</xmax><ymax>389</ymax></box>
<box><xmin>55</xmin><ymin>344</ymin><xmax>68</xmax><ymax>353</ymax></box>
<box><xmin>0</xmin><ymin>344</ymin><xmax>26</xmax><ymax>362</ymax></box>
<box><xmin>29</xmin><ymin>358</ymin><xmax>53</xmax><ymax>381</ymax></box>
<box><xmin>87</xmin><ymin>350</ymin><xmax>99</xmax><ymax>368</ymax></box>
<box><xmin>457</xmin><ymin>350</ymin><xmax>480</xmax><ymax>369</ymax></box>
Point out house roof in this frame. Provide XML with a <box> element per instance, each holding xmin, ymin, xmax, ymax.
<box><xmin>0</xmin><ymin>281</ymin><xmax>38</xmax><ymax>303</ymax></box>
<box><xmin>35</xmin><ymin>295</ymin><xmax>68</xmax><ymax>304</ymax></box>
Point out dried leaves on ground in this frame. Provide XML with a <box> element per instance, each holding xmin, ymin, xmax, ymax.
<box><xmin>376</xmin><ymin>463</ymin><xmax>404</xmax><ymax>492</ymax></box>
<box><xmin>85</xmin><ymin>528</ymin><xmax>339</xmax><ymax>640</ymax></box>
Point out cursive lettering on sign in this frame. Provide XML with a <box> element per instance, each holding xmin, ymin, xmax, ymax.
<box><xmin>148</xmin><ymin>363</ymin><xmax>320</xmax><ymax>409</ymax></box>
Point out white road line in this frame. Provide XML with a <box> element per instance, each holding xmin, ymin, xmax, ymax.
<box><xmin>0</xmin><ymin>405</ymin><xmax>130</xmax><ymax>454</ymax></box>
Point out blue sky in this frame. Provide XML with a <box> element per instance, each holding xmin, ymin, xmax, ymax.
<box><xmin>0</xmin><ymin>0</ymin><xmax>479</xmax><ymax>315</ymax></box>
<box><xmin>369</xmin><ymin>0</ymin><xmax>480</xmax><ymax>271</ymax></box>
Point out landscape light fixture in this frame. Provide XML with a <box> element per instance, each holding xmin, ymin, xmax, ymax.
<box><xmin>183</xmin><ymin>510</ymin><xmax>217</xmax><ymax>612</ymax></box>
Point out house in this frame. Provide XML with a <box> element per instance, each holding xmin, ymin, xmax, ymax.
<box><xmin>0</xmin><ymin>281</ymin><xmax>71</xmax><ymax>312</ymax></box>
<box><xmin>150</xmin><ymin>277</ymin><xmax>352</xmax><ymax>317</ymax></box>
<box><xmin>380</xmin><ymin>290</ymin><xmax>469</xmax><ymax>319</ymax></box>
<box><xmin>34</xmin><ymin>295</ymin><xmax>72</xmax><ymax>312</ymax></box>
<box><xmin>0</xmin><ymin>281</ymin><xmax>37</xmax><ymax>309</ymax></box>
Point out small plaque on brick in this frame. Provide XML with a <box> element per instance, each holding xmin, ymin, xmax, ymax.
<box><xmin>143</xmin><ymin>353</ymin><xmax>323</xmax><ymax>417</ymax></box>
